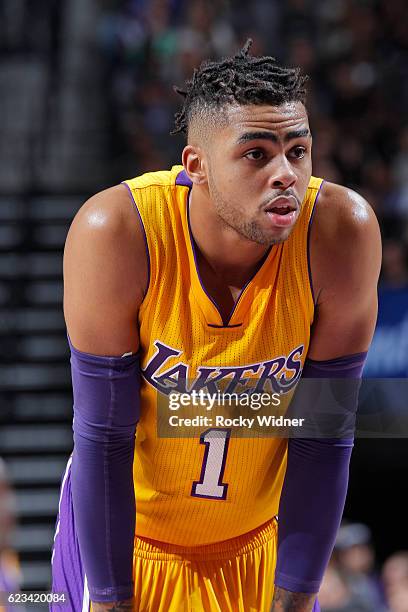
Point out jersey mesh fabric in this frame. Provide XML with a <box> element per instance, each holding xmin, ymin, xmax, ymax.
<box><xmin>123</xmin><ymin>166</ymin><xmax>323</xmax><ymax>546</ymax></box>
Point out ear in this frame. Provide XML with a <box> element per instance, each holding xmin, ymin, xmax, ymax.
<box><xmin>182</xmin><ymin>145</ymin><xmax>207</xmax><ymax>185</ymax></box>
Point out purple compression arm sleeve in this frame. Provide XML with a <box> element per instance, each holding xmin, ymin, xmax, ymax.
<box><xmin>69</xmin><ymin>338</ymin><xmax>140</xmax><ymax>603</ymax></box>
<box><xmin>274</xmin><ymin>352</ymin><xmax>367</xmax><ymax>594</ymax></box>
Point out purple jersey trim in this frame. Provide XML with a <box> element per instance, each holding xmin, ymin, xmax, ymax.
<box><xmin>175</xmin><ymin>168</ymin><xmax>193</xmax><ymax>187</ymax></box>
<box><xmin>207</xmin><ymin>323</ymin><xmax>243</xmax><ymax>329</ymax></box>
<box><xmin>307</xmin><ymin>180</ymin><xmax>325</xmax><ymax>306</ymax></box>
<box><xmin>121</xmin><ymin>181</ymin><xmax>151</xmax><ymax>300</ymax></box>
<box><xmin>186</xmin><ymin>191</ymin><xmax>228</xmax><ymax>324</ymax></box>
<box><xmin>175</xmin><ymin>173</ymin><xmax>234</xmax><ymax>327</ymax></box>
<box><xmin>186</xmin><ymin>190</ymin><xmax>272</xmax><ymax>327</ymax></box>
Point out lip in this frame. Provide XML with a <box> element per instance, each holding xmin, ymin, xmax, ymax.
<box><xmin>264</xmin><ymin>209</ymin><xmax>298</xmax><ymax>228</ymax></box>
<box><xmin>262</xmin><ymin>195</ymin><xmax>299</xmax><ymax>229</ymax></box>
<box><xmin>263</xmin><ymin>195</ymin><xmax>298</xmax><ymax>213</ymax></box>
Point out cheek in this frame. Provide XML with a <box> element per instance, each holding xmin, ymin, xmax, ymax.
<box><xmin>298</xmin><ymin>162</ymin><xmax>312</xmax><ymax>187</ymax></box>
<box><xmin>306</xmin><ymin>156</ymin><xmax>313</xmax><ymax>175</ymax></box>
<box><xmin>215</xmin><ymin>171</ymin><xmax>243</xmax><ymax>199</ymax></box>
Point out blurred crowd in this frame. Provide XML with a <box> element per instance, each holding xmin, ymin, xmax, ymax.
<box><xmin>97</xmin><ymin>0</ymin><xmax>408</xmax><ymax>287</ymax></box>
<box><xmin>319</xmin><ymin>522</ymin><xmax>408</xmax><ymax>612</ymax></box>
<box><xmin>1</xmin><ymin>0</ymin><xmax>408</xmax><ymax>285</ymax></box>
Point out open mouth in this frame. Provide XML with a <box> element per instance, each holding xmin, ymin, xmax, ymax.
<box><xmin>265</xmin><ymin>205</ymin><xmax>293</xmax><ymax>215</ymax></box>
<box><xmin>264</xmin><ymin>196</ymin><xmax>297</xmax><ymax>215</ymax></box>
<box><xmin>263</xmin><ymin>197</ymin><xmax>298</xmax><ymax>228</ymax></box>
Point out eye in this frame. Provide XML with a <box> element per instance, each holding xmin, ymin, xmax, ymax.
<box><xmin>290</xmin><ymin>146</ymin><xmax>306</xmax><ymax>159</ymax></box>
<box><xmin>244</xmin><ymin>149</ymin><xmax>266</xmax><ymax>161</ymax></box>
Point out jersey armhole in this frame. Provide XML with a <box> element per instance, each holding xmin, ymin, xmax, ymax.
<box><xmin>307</xmin><ymin>179</ymin><xmax>325</xmax><ymax>307</ymax></box>
<box><xmin>121</xmin><ymin>181</ymin><xmax>152</xmax><ymax>306</ymax></box>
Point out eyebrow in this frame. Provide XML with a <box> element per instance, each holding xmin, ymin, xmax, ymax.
<box><xmin>236</xmin><ymin>128</ymin><xmax>311</xmax><ymax>145</ymax></box>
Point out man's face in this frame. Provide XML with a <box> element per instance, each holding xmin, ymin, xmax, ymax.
<box><xmin>202</xmin><ymin>101</ymin><xmax>312</xmax><ymax>245</ymax></box>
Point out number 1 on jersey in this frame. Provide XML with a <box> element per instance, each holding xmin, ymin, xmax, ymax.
<box><xmin>191</xmin><ymin>428</ymin><xmax>231</xmax><ymax>500</ymax></box>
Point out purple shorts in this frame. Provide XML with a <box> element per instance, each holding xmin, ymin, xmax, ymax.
<box><xmin>51</xmin><ymin>458</ymin><xmax>89</xmax><ymax>611</ymax></box>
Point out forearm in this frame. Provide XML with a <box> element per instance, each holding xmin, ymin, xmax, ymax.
<box><xmin>271</xmin><ymin>587</ymin><xmax>317</xmax><ymax>611</ymax></box>
<box><xmin>275</xmin><ymin>436</ymin><xmax>352</xmax><ymax>594</ymax></box>
<box><xmin>275</xmin><ymin>354</ymin><xmax>366</xmax><ymax>595</ymax></box>
<box><xmin>70</xmin><ymin>339</ymin><xmax>140</xmax><ymax>602</ymax></box>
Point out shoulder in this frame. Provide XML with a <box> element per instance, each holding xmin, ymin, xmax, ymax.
<box><xmin>66</xmin><ymin>184</ymin><xmax>147</xmax><ymax>265</ymax></box>
<box><xmin>68</xmin><ymin>184</ymin><xmax>140</xmax><ymax>240</ymax></box>
<box><xmin>310</xmin><ymin>181</ymin><xmax>381</xmax><ymax>302</ymax></box>
<box><xmin>314</xmin><ymin>181</ymin><xmax>378</xmax><ymax>241</ymax></box>
<box><xmin>64</xmin><ymin>184</ymin><xmax>148</xmax><ymax>298</ymax></box>
<box><xmin>64</xmin><ymin>184</ymin><xmax>148</xmax><ymax>353</ymax></box>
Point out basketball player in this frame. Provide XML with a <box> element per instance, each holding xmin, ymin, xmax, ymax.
<box><xmin>51</xmin><ymin>42</ymin><xmax>381</xmax><ymax>611</ymax></box>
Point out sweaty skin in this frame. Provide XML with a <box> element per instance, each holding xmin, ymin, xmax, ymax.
<box><xmin>64</xmin><ymin>101</ymin><xmax>381</xmax><ymax>611</ymax></box>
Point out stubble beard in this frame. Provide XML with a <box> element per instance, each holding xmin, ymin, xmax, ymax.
<box><xmin>207</xmin><ymin>170</ymin><xmax>288</xmax><ymax>247</ymax></box>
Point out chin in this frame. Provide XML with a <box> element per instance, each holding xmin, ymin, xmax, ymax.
<box><xmin>266</xmin><ymin>228</ymin><xmax>293</xmax><ymax>245</ymax></box>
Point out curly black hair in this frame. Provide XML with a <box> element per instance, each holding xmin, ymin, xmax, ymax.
<box><xmin>171</xmin><ymin>39</ymin><xmax>308</xmax><ymax>136</ymax></box>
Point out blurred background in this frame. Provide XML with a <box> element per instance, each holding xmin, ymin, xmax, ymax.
<box><xmin>0</xmin><ymin>0</ymin><xmax>407</xmax><ymax>610</ymax></box>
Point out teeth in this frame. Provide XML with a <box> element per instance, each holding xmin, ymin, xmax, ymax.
<box><xmin>267</xmin><ymin>207</ymin><xmax>291</xmax><ymax>215</ymax></box>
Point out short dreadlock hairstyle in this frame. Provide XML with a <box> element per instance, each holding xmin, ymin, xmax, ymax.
<box><xmin>172</xmin><ymin>39</ymin><xmax>308</xmax><ymax>138</ymax></box>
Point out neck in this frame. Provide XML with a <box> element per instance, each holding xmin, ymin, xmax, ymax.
<box><xmin>189</xmin><ymin>186</ymin><xmax>270</xmax><ymax>285</ymax></box>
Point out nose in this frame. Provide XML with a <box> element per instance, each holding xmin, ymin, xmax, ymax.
<box><xmin>269</xmin><ymin>154</ymin><xmax>297</xmax><ymax>190</ymax></box>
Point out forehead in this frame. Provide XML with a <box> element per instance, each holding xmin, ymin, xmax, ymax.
<box><xmin>221</xmin><ymin>101</ymin><xmax>309</xmax><ymax>140</ymax></box>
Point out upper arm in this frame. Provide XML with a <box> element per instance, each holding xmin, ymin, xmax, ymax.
<box><xmin>308</xmin><ymin>182</ymin><xmax>382</xmax><ymax>360</ymax></box>
<box><xmin>63</xmin><ymin>184</ymin><xmax>147</xmax><ymax>356</ymax></box>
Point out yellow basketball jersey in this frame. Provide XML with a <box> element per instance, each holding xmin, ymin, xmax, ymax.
<box><xmin>123</xmin><ymin>166</ymin><xmax>322</xmax><ymax>546</ymax></box>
